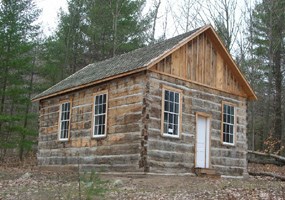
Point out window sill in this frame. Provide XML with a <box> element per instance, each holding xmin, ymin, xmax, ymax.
<box><xmin>222</xmin><ymin>142</ymin><xmax>235</xmax><ymax>147</ymax></box>
<box><xmin>92</xmin><ymin>135</ymin><xmax>107</xmax><ymax>139</ymax></box>
<box><xmin>58</xmin><ymin>138</ymin><xmax>69</xmax><ymax>142</ymax></box>
<box><xmin>162</xmin><ymin>133</ymin><xmax>180</xmax><ymax>139</ymax></box>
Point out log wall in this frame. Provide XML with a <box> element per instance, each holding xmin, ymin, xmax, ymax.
<box><xmin>38</xmin><ymin>72</ymin><xmax>146</xmax><ymax>172</ymax></box>
<box><xmin>147</xmin><ymin>72</ymin><xmax>248</xmax><ymax>176</ymax></box>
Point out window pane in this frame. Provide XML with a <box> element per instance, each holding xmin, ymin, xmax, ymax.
<box><xmin>175</xmin><ymin>93</ymin><xmax>179</xmax><ymax>103</ymax></box>
<box><xmin>231</xmin><ymin>116</ymin><xmax>234</xmax><ymax>124</ymax></box>
<box><xmin>98</xmin><ymin>115</ymin><xmax>102</xmax><ymax>125</ymax></box>
<box><xmin>174</xmin><ymin>114</ymin><xmax>178</xmax><ymax>124</ymax></box>
<box><xmin>165</xmin><ymin>90</ymin><xmax>169</xmax><ymax>101</ymax></box>
<box><xmin>173</xmin><ymin>124</ymin><xmax>178</xmax><ymax>135</ymax></box>
<box><xmin>175</xmin><ymin>103</ymin><xmax>179</xmax><ymax>113</ymax></box>
<box><xmin>170</xmin><ymin>102</ymin><xmax>174</xmax><ymax>112</ymax></box>
<box><xmin>229</xmin><ymin>135</ymin><xmax>233</xmax><ymax>143</ymax></box>
<box><xmin>230</xmin><ymin>106</ymin><xmax>234</xmax><ymax>115</ymax></box>
<box><xmin>65</xmin><ymin>121</ymin><xmax>68</xmax><ymax>130</ymax></box>
<box><xmin>164</xmin><ymin>113</ymin><xmax>168</xmax><ymax>123</ymax></box>
<box><xmin>99</xmin><ymin>104</ymin><xmax>102</xmax><ymax>113</ymax></box>
<box><xmin>168</xmin><ymin>124</ymin><xmax>173</xmax><ymax>134</ymax></box>
<box><xmin>169</xmin><ymin>91</ymin><xmax>174</xmax><ymax>101</ymax></box>
<box><xmin>98</xmin><ymin>95</ymin><xmax>101</xmax><ymax>104</ymax></box>
<box><xmin>102</xmin><ymin>104</ymin><xmax>106</xmax><ymax>113</ymax></box>
<box><xmin>103</xmin><ymin>94</ymin><xmax>106</xmax><ymax>103</ymax></box>
<box><xmin>227</xmin><ymin>115</ymin><xmax>230</xmax><ymax>123</ymax></box>
<box><xmin>102</xmin><ymin>125</ymin><xmax>105</xmax><ymax>134</ymax></box>
<box><xmin>164</xmin><ymin>101</ymin><xmax>169</xmax><ymax>112</ymax></box>
<box><xmin>95</xmin><ymin>116</ymin><xmax>99</xmax><ymax>125</ymax></box>
<box><xmin>102</xmin><ymin>115</ymin><xmax>105</xmax><ymax>124</ymax></box>
<box><xmin>169</xmin><ymin>113</ymin><xmax>173</xmax><ymax>123</ymax></box>
<box><xmin>98</xmin><ymin>125</ymin><xmax>102</xmax><ymax>134</ymax></box>
<box><xmin>95</xmin><ymin>105</ymin><xmax>99</xmax><ymax>114</ymax></box>
<box><xmin>164</xmin><ymin>123</ymin><xmax>168</xmax><ymax>134</ymax></box>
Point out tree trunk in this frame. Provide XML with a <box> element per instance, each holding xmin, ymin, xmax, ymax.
<box><xmin>150</xmin><ymin>0</ymin><xmax>161</xmax><ymax>43</ymax></box>
<box><xmin>19</xmin><ymin>49</ymin><xmax>36</xmax><ymax>161</ymax></box>
<box><xmin>111</xmin><ymin>0</ymin><xmax>119</xmax><ymax>57</ymax></box>
<box><xmin>271</xmin><ymin>1</ymin><xmax>283</xmax><ymax>150</ymax></box>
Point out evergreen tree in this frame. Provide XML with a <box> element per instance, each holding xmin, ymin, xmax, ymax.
<box><xmin>244</xmin><ymin>0</ymin><xmax>285</xmax><ymax>154</ymax></box>
<box><xmin>0</xmin><ymin>0</ymin><xmax>40</xmax><ymax>160</ymax></box>
<box><xmin>49</xmin><ymin>0</ymin><xmax>152</xmax><ymax>79</ymax></box>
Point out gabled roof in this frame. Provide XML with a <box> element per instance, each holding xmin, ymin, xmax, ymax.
<box><xmin>32</xmin><ymin>25</ymin><xmax>256</xmax><ymax>101</ymax></box>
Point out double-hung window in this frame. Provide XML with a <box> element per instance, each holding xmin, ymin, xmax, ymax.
<box><xmin>222</xmin><ymin>103</ymin><xmax>235</xmax><ymax>145</ymax></box>
<box><xmin>93</xmin><ymin>92</ymin><xmax>108</xmax><ymax>138</ymax></box>
<box><xmin>59</xmin><ymin>102</ymin><xmax>71</xmax><ymax>141</ymax></box>
<box><xmin>162</xmin><ymin>87</ymin><xmax>181</xmax><ymax>138</ymax></box>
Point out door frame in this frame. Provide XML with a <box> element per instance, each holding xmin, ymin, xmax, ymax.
<box><xmin>195</xmin><ymin>112</ymin><xmax>212</xmax><ymax>168</ymax></box>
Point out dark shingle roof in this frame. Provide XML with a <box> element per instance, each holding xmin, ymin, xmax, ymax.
<box><xmin>33</xmin><ymin>27</ymin><xmax>202</xmax><ymax>101</ymax></box>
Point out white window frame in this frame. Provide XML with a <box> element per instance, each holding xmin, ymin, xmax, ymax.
<box><xmin>221</xmin><ymin>102</ymin><xmax>236</xmax><ymax>145</ymax></box>
<box><xmin>58</xmin><ymin>101</ymin><xmax>71</xmax><ymax>141</ymax></box>
<box><xmin>161</xmin><ymin>85</ymin><xmax>182</xmax><ymax>138</ymax></box>
<box><xmin>92</xmin><ymin>91</ymin><xmax>108</xmax><ymax>138</ymax></box>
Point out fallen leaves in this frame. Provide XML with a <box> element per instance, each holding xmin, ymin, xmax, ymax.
<box><xmin>0</xmin><ymin>164</ymin><xmax>285</xmax><ymax>199</ymax></box>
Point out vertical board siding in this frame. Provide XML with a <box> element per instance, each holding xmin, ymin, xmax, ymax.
<box><xmin>147</xmin><ymin>72</ymin><xmax>248</xmax><ymax>176</ymax></box>
<box><xmin>151</xmin><ymin>32</ymin><xmax>246</xmax><ymax>98</ymax></box>
<box><xmin>38</xmin><ymin>72</ymin><xmax>146</xmax><ymax>172</ymax></box>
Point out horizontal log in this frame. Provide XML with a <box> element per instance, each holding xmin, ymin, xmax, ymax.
<box><xmin>148</xmin><ymin>139</ymin><xmax>194</xmax><ymax>152</ymax></box>
<box><xmin>148</xmin><ymin>150</ymin><xmax>193</xmax><ymax>163</ymax></box>
<box><xmin>211</xmin><ymin>157</ymin><xmax>246</xmax><ymax>167</ymax></box>
<box><xmin>249</xmin><ymin>172</ymin><xmax>285</xmax><ymax>181</ymax></box>
<box><xmin>212</xmin><ymin>164</ymin><xmax>244</xmax><ymax>176</ymax></box>
<box><xmin>38</xmin><ymin>154</ymin><xmax>140</xmax><ymax>165</ymax></box>
<box><xmin>248</xmin><ymin>159</ymin><xmax>284</xmax><ymax>166</ymax></box>
<box><xmin>149</xmin><ymin>160</ymin><xmax>193</xmax><ymax>173</ymax></box>
<box><xmin>248</xmin><ymin>150</ymin><xmax>285</xmax><ymax>163</ymax></box>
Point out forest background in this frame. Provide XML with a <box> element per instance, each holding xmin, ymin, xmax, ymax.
<box><xmin>0</xmin><ymin>0</ymin><xmax>284</xmax><ymax>161</ymax></box>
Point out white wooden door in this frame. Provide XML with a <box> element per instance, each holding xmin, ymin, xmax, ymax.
<box><xmin>195</xmin><ymin>115</ymin><xmax>210</xmax><ymax>168</ymax></box>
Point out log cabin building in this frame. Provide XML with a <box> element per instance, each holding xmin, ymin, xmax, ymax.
<box><xmin>32</xmin><ymin>25</ymin><xmax>256</xmax><ymax>177</ymax></box>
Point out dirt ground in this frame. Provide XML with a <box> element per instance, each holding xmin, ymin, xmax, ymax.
<box><xmin>0</xmin><ymin>163</ymin><xmax>285</xmax><ymax>200</ymax></box>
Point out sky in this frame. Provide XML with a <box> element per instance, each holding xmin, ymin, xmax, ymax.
<box><xmin>35</xmin><ymin>0</ymin><xmax>184</xmax><ymax>38</ymax></box>
<box><xmin>36</xmin><ymin>0</ymin><xmax>68</xmax><ymax>36</ymax></box>
<box><xmin>35</xmin><ymin>0</ymin><xmax>248</xmax><ymax>45</ymax></box>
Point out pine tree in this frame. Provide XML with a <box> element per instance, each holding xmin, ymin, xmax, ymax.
<box><xmin>244</xmin><ymin>0</ymin><xmax>285</xmax><ymax>154</ymax></box>
<box><xmin>0</xmin><ymin>0</ymin><xmax>40</xmax><ymax>160</ymax></box>
<box><xmin>49</xmin><ymin>0</ymin><xmax>152</xmax><ymax>79</ymax></box>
